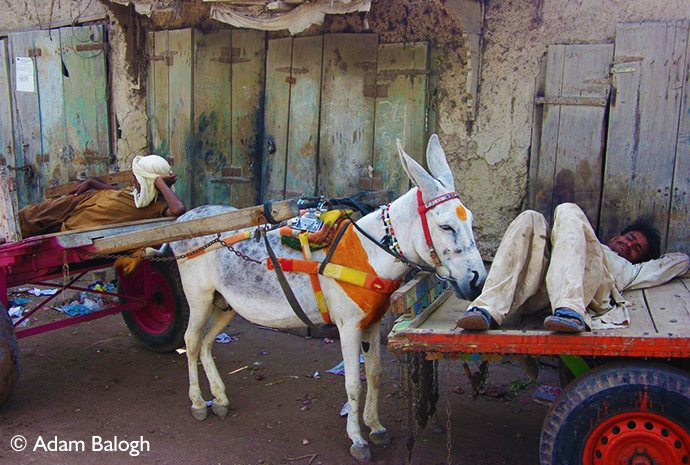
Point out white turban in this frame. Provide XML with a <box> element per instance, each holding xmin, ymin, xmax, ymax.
<box><xmin>131</xmin><ymin>155</ymin><xmax>173</xmax><ymax>208</ymax></box>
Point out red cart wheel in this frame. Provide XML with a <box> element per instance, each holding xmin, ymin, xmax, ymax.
<box><xmin>119</xmin><ymin>260</ymin><xmax>189</xmax><ymax>353</ymax></box>
<box><xmin>0</xmin><ymin>301</ymin><xmax>19</xmax><ymax>408</ymax></box>
<box><xmin>540</xmin><ymin>362</ymin><xmax>690</xmax><ymax>465</ymax></box>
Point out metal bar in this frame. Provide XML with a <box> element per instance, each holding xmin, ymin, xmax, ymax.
<box><xmin>559</xmin><ymin>354</ymin><xmax>591</xmax><ymax>377</ymax></box>
<box><xmin>13</xmin><ymin>273</ymin><xmax>85</xmax><ymax>327</ymax></box>
<box><xmin>15</xmin><ymin>301</ymin><xmax>142</xmax><ymax>339</ymax></box>
<box><xmin>28</xmin><ymin>281</ymin><xmax>143</xmax><ymax>302</ymax></box>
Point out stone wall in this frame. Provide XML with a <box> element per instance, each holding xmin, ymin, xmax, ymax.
<box><xmin>0</xmin><ymin>0</ymin><xmax>105</xmax><ymax>34</ymax></box>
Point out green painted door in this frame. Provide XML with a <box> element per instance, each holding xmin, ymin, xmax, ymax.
<box><xmin>7</xmin><ymin>26</ymin><xmax>110</xmax><ymax>210</ymax></box>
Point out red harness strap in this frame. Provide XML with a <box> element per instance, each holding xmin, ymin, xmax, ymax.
<box><xmin>416</xmin><ymin>189</ymin><xmax>460</xmax><ymax>266</ymax></box>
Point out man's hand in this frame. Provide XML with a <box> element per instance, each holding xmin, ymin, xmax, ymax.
<box><xmin>156</xmin><ymin>173</ymin><xmax>178</xmax><ymax>188</ymax></box>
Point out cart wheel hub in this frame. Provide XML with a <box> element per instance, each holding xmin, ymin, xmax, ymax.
<box><xmin>583</xmin><ymin>411</ymin><xmax>690</xmax><ymax>465</ymax></box>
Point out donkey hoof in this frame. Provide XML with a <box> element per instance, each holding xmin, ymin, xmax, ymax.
<box><xmin>350</xmin><ymin>444</ymin><xmax>372</xmax><ymax>462</ymax></box>
<box><xmin>369</xmin><ymin>429</ymin><xmax>391</xmax><ymax>446</ymax></box>
<box><xmin>211</xmin><ymin>401</ymin><xmax>229</xmax><ymax>418</ymax></box>
<box><xmin>191</xmin><ymin>405</ymin><xmax>208</xmax><ymax>421</ymax></box>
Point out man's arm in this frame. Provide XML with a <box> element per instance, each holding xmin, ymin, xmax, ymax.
<box><xmin>154</xmin><ymin>174</ymin><xmax>186</xmax><ymax>217</ymax></box>
<box><xmin>624</xmin><ymin>253</ymin><xmax>690</xmax><ymax>291</ymax></box>
<box><xmin>67</xmin><ymin>178</ymin><xmax>119</xmax><ymax>195</ymax></box>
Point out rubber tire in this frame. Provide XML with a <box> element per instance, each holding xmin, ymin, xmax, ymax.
<box><xmin>540</xmin><ymin>361</ymin><xmax>690</xmax><ymax>465</ymax></box>
<box><xmin>120</xmin><ymin>260</ymin><xmax>190</xmax><ymax>353</ymax></box>
<box><xmin>0</xmin><ymin>301</ymin><xmax>19</xmax><ymax>408</ymax></box>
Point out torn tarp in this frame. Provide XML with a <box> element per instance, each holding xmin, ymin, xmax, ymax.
<box><xmin>210</xmin><ymin>0</ymin><xmax>371</xmax><ymax>35</ymax></box>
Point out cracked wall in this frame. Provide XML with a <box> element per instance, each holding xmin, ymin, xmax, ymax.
<box><xmin>0</xmin><ymin>0</ymin><xmax>105</xmax><ymax>33</ymax></box>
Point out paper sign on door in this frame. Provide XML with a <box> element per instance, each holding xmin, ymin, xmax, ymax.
<box><xmin>16</xmin><ymin>57</ymin><xmax>35</xmax><ymax>93</ymax></box>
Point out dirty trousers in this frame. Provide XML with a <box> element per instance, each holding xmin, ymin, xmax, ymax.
<box><xmin>469</xmin><ymin>203</ymin><xmax>605</xmax><ymax>328</ymax></box>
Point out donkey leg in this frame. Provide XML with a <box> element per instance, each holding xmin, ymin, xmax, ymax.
<box><xmin>184</xmin><ymin>289</ymin><xmax>215</xmax><ymax>421</ymax></box>
<box><xmin>340</xmin><ymin>324</ymin><xmax>371</xmax><ymax>462</ymax></box>
<box><xmin>199</xmin><ymin>306</ymin><xmax>236</xmax><ymax>419</ymax></box>
<box><xmin>361</xmin><ymin>322</ymin><xmax>391</xmax><ymax>446</ymax></box>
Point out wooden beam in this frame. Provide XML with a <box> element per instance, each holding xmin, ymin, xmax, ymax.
<box><xmin>43</xmin><ymin>170</ymin><xmax>134</xmax><ymax>199</ymax></box>
<box><xmin>89</xmin><ymin>199</ymin><xmax>298</xmax><ymax>254</ymax></box>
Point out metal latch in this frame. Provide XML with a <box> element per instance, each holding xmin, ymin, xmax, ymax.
<box><xmin>610</xmin><ymin>66</ymin><xmax>636</xmax><ymax>75</ymax></box>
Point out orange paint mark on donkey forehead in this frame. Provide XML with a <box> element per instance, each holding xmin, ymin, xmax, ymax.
<box><xmin>456</xmin><ymin>205</ymin><xmax>467</xmax><ymax>221</ymax></box>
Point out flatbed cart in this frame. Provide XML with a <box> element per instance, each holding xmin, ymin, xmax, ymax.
<box><xmin>387</xmin><ymin>272</ymin><xmax>690</xmax><ymax>465</ymax></box>
<box><xmin>0</xmin><ymin>200</ymin><xmax>298</xmax><ymax>408</ymax></box>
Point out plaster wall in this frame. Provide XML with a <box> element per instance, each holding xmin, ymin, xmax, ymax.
<box><xmin>0</xmin><ymin>0</ymin><xmax>105</xmax><ymax>34</ymax></box>
<box><xmin>465</xmin><ymin>0</ymin><xmax>690</xmax><ymax>254</ymax></box>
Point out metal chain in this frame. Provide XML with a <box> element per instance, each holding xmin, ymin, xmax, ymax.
<box><xmin>223</xmin><ymin>242</ymin><xmax>262</xmax><ymax>265</ymax></box>
<box><xmin>445</xmin><ymin>359</ymin><xmax>453</xmax><ymax>465</ymax></box>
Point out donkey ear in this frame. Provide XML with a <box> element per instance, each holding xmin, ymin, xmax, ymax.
<box><xmin>396</xmin><ymin>138</ymin><xmax>439</xmax><ymax>195</ymax></box>
<box><xmin>426</xmin><ymin>134</ymin><xmax>455</xmax><ymax>190</ymax></box>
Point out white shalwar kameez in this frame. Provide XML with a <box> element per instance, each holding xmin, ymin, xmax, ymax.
<box><xmin>469</xmin><ymin>203</ymin><xmax>689</xmax><ymax>330</ymax></box>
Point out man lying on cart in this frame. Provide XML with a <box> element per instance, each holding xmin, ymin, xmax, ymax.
<box><xmin>18</xmin><ymin>155</ymin><xmax>186</xmax><ymax>238</ymax></box>
<box><xmin>456</xmin><ymin>203</ymin><xmax>689</xmax><ymax>333</ymax></box>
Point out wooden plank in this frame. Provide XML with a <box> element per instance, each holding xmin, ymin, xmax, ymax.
<box><xmin>147</xmin><ymin>31</ymin><xmax>169</xmax><ymax>158</ymax></box>
<box><xmin>284</xmin><ymin>35</ymin><xmax>322</xmax><ymax>198</ymax></box>
<box><xmin>9</xmin><ymin>31</ymin><xmax>44</xmax><ymax>208</ymax></box>
<box><xmin>34</xmin><ymin>30</ymin><xmax>68</xmax><ymax>191</ymax></box>
<box><xmin>60</xmin><ymin>25</ymin><xmax>110</xmax><ymax>180</ymax></box>
<box><xmin>601</xmin><ymin>21</ymin><xmax>690</xmax><ymax>247</ymax></box>
<box><xmin>667</xmin><ymin>27</ymin><xmax>690</xmax><ymax>254</ymax></box>
<box><xmin>261</xmin><ymin>37</ymin><xmax>292</xmax><ymax>201</ymax></box>
<box><xmin>167</xmin><ymin>28</ymin><xmax>193</xmax><ymax>207</ymax></box>
<box><xmin>373</xmin><ymin>42</ymin><xmax>428</xmax><ymax>197</ymax></box>
<box><xmin>192</xmin><ymin>29</ymin><xmax>233</xmax><ymax>206</ymax></box>
<box><xmin>620</xmin><ymin>288</ymin><xmax>657</xmax><ymax>336</ymax></box>
<box><xmin>548</xmin><ymin>44</ymin><xmax>612</xmax><ymax>230</ymax></box>
<box><xmin>533</xmin><ymin>44</ymin><xmax>565</xmax><ymax>225</ymax></box>
<box><xmin>534</xmin><ymin>44</ymin><xmax>612</xmax><ymax>229</ymax></box>
<box><xmin>90</xmin><ymin>199</ymin><xmax>299</xmax><ymax>253</ymax></box>
<box><xmin>644</xmin><ymin>278</ymin><xmax>690</xmax><ymax>336</ymax></box>
<box><xmin>0</xmin><ymin>39</ymin><xmax>20</xmax><ymax>243</ymax></box>
<box><xmin>43</xmin><ymin>170</ymin><xmax>133</xmax><ymax>199</ymax></box>
<box><xmin>318</xmin><ymin>33</ymin><xmax>378</xmax><ymax>197</ymax></box>
<box><xmin>528</xmin><ymin>54</ymin><xmax>547</xmax><ymax>210</ymax></box>
<box><xmin>230</xmin><ymin>29</ymin><xmax>265</xmax><ymax>208</ymax></box>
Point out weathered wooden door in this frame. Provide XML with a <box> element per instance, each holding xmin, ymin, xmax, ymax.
<box><xmin>601</xmin><ymin>21</ymin><xmax>690</xmax><ymax>252</ymax></box>
<box><xmin>4</xmin><ymin>25</ymin><xmax>109</xmax><ymax>211</ymax></box>
<box><xmin>531</xmin><ymin>43</ymin><xmax>614</xmax><ymax>230</ymax></box>
<box><xmin>262</xmin><ymin>34</ymin><xmax>429</xmax><ymax>201</ymax></box>
<box><xmin>148</xmin><ymin>28</ymin><xmax>265</xmax><ymax>209</ymax></box>
<box><xmin>0</xmin><ymin>39</ymin><xmax>19</xmax><ymax>242</ymax></box>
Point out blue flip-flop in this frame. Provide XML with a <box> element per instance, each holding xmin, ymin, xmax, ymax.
<box><xmin>544</xmin><ymin>308</ymin><xmax>586</xmax><ymax>333</ymax></box>
<box><xmin>456</xmin><ymin>306</ymin><xmax>494</xmax><ymax>330</ymax></box>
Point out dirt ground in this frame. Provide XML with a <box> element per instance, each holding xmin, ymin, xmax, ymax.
<box><xmin>1</xmin><ymin>292</ymin><xmax>559</xmax><ymax>465</ymax></box>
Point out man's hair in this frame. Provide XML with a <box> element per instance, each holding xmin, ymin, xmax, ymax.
<box><xmin>621</xmin><ymin>219</ymin><xmax>661</xmax><ymax>262</ymax></box>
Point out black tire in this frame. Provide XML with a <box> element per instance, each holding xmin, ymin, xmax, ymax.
<box><xmin>0</xmin><ymin>301</ymin><xmax>19</xmax><ymax>408</ymax></box>
<box><xmin>119</xmin><ymin>260</ymin><xmax>189</xmax><ymax>353</ymax></box>
<box><xmin>540</xmin><ymin>361</ymin><xmax>690</xmax><ymax>465</ymax></box>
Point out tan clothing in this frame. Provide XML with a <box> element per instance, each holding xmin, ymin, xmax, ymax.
<box><xmin>18</xmin><ymin>186</ymin><xmax>168</xmax><ymax>238</ymax></box>
<box><xmin>470</xmin><ymin>203</ymin><xmax>689</xmax><ymax>330</ymax></box>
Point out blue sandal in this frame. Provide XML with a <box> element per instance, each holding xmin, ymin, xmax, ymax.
<box><xmin>544</xmin><ymin>308</ymin><xmax>586</xmax><ymax>333</ymax></box>
<box><xmin>456</xmin><ymin>306</ymin><xmax>494</xmax><ymax>330</ymax></box>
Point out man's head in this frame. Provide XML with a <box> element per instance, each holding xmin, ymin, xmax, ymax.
<box><xmin>607</xmin><ymin>219</ymin><xmax>661</xmax><ymax>264</ymax></box>
<box><xmin>131</xmin><ymin>155</ymin><xmax>173</xmax><ymax>208</ymax></box>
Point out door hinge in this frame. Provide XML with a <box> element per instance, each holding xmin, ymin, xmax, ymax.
<box><xmin>609</xmin><ymin>65</ymin><xmax>636</xmax><ymax>75</ymax></box>
<box><xmin>27</xmin><ymin>48</ymin><xmax>42</xmax><ymax>57</ymax></box>
<box><xmin>211</xmin><ymin>166</ymin><xmax>251</xmax><ymax>185</ymax></box>
<box><xmin>75</xmin><ymin>43</ymin><xmax>106</xmax><ymax>53</ymax></box>
<box><xmin>148</xmin><ymin>51</ymin><xmax>177</xmax><ymax>66</ymax></box>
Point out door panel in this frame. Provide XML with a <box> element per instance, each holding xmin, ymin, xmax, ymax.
<box><xmin>533</xmin><ymin>43</ymin><xmax>613</xmax><ymax>229</ymax></box>
<box><xmin>168</xmin><ymin>28</ymin><xmax>193</xmax><ymax>207</ymax></box>
<box><xmin>601</xmin><ymin>21</ymin><xmax>690</xmax><ymax>247</ymax></box>
<box><xmin>230</xmin><ymin>29</ymin><xmax>265</xmax><ymax>208</ymax></box>
<box><xmin>192</xmin><ymin>29</ymin><xmax>233</xmax><ymax>206</ymax></box>
<box><xmin>262</xmin><ymin>37</ymin><xmax>293</xmax><ymax>200</ymax></box>
<box><xmin>373</xmin><ymin>42</ymin><xmax>428</xmax><ymax>196</ymax></box>
<box><xmin>285</xmin><ymin>35</ymin><xmax>322</xmax><ymax>199</ymax></box>
<box><xmin>148</xmin><ymin>31</ymin><xmax>170</xmax><ymax>158</ymax></box>
<box><xmin>60</xmin><ymin>25</ymin><xmax>109</xmax><ymax>180</ymax></box>
<box><xmin>0</xmin><ymin>39</ymin><xmax>19</xmax><ymax>242</ymax></box>
<box><xmin>318</xmin><ymin>34</ymin><xmax>378</xmax><ymax>197</ymax></box>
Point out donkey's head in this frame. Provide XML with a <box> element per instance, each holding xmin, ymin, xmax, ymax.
<box><xmin>396</xmin><ymin>135</ymin><xmax>486</xmax><ymax>300</ymax></box>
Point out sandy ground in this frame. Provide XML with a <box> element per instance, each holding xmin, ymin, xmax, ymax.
<box><xmin>1</xmin><ymin>296</ymin><xmax>559</xmax><ymax>465</ymax></box>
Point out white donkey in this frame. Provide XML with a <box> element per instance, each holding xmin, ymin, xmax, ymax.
<box><xmin>170</xmin><ymin>135</ymin><xmax>486</xmax><ymax>462</ymax></box>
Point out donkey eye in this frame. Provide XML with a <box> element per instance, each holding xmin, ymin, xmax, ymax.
<box><xmin>440</xmin><ymin>225</ymin><xmax>455</xmax><ymax>233</ymax></box>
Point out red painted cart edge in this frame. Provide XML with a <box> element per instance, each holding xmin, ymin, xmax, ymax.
<box><xmin>387</xmin><ymin>329</ymin><xmax>690</xmax><ymax>358</ymax></box>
